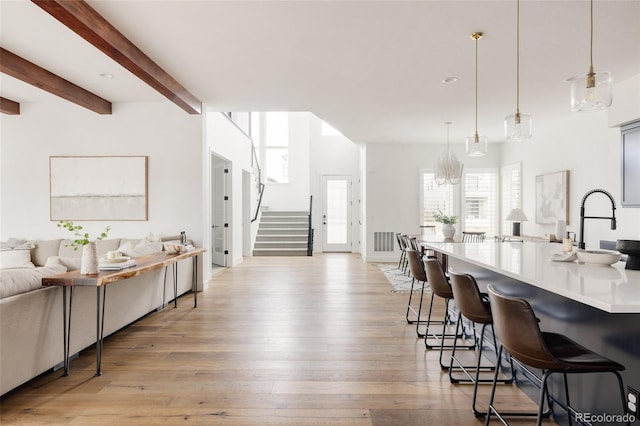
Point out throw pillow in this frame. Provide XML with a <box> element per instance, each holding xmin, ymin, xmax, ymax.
<box><xmin>118</xmin><ymin>241</ymin><xmax>163</xmax><ymax>258</ymax></box>
<box><xmin>45</xmin><ymin>256</ymin><xmax>83</xmax><ymax>271</ymax></box>
<box><xmin>0</xmin><ymin>240</ymin><xmax>35</xmax><ymax>269</ymax></box>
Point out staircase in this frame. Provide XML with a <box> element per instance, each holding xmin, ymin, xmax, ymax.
<box><xmin>253</xmin><ymin>211</ymin><xmax>310</xmax><ymax>256</ymax></box>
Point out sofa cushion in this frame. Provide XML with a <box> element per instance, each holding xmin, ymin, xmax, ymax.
<box><xmin>118</xmin><ymin>240</ymin><xmax>163</xmax><ymax>258</ymax></box>
<box><xmin>0</xmin><ymin>240</ymin><xmax>35</xmax><ymax>269</ymax></box>
<box><xmin>0</xmin><ymin>264</ymin><xmax>67</xmax><ymax>299</ymax></box>
<box><xmin>31</xmin><ymin>239</ymin><xmax>62</xmax><ymax>267</ymax></box>
<box><xmin>45</xmin><ymin>256</ymin><xmax>82</xmax><ymax>271</ymax></box>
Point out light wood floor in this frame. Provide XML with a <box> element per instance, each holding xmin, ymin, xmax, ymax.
<box><xmin>0</xmin><ymin>254</ymin><xmax>552</xmax><ymax>425</ymax></box>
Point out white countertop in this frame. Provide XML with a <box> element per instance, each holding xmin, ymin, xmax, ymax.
<box><xmin>421</xmin><ymin>241</ymin><xmax>640</xmax><ymax>314</ymax></box>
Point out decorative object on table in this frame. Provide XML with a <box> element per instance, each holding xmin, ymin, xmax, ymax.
<box><xmin>535</xmin><ymin>170</ymin><xmax>569</xmax><ymax>225</ymax></box>
<box><xmin>616</xmin><ymin>240</ymin><xmax>640</xmax><ymax>270</ymax></box>
<box><xmin>57</xmin><ymin>220</ymin><xmax>110</xmax><ymax>274</ymax></box>
<box><xmin>180</xmin><ymin>231</ymin><xmax>187</xmax><ymax>245</ymax></box>
<box><xmin>567</xmin><ymin>0</ymin><xmax>612</xmax><ymax>112</ymax></box>
<box><xmin>505</xmin><ymin>208</ymin><xmax>528</xmax><ymax>236</ymax></box>
<box><xmin>434</xmin><ymin>122</ymin><xmax>464</xmax><ymax>186</ymax></box>
<box><xmin>576</xmin><ymin>249</ymin><xmax>621</xmax><ymax>266</ymax></box>
<box><xmin>50</xmin><ymin>156</ymin><xmax>148</xmax><ymax>221</ymax></box>
<box><xmin>433</xmin><ymin>209</ymin><xmax>458</xmax><ymax>239</ymax></box>
<box><xmin>466</xmin><ymin>32</ymin><xmax>488</xmax><ymax>157</ymax></box>
<box><xmin>554</xmin><ymin>219</ymin><xmax>566</xmax><ymax>242</ymax></box>
<box><xmin>164</xmin><ymin>243</ymin><xmax>186</xmax><ymax>254</ymax></box>
<box><xmin>504</xmin><ymin>0</ymin><xmax>533</xmax><ymax>141</ymax></box>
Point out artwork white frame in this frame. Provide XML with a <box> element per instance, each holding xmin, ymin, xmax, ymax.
<box><xmin>535</xmin><ymin>170</ymin><xmax>569</xmax><ymax>225</ymax></box>
<box><xmin>50</xmin><ymin>156</ymin><xmax>148</xmax><ymax>221</ymax></box>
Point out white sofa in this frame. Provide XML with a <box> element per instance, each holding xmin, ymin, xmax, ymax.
<box><xmin>0</xmin><ymin>237</ymin><xmax>195</xmax><ymax>396</ymax></box>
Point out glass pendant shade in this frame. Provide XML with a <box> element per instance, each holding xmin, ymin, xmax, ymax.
<box><xmin>504</xmin><ymin>112</ymin><xmax>533</xmax><ymax>141</ymax></box>
<box><xmin>465</xmin><ymin>133</ymin><xmax>487</xmax><ymax>157</ymax></box>
<box><xmin>568</xmin><ymin>70</ymin><xmax>613</xmax><ymax>112</ymax></box>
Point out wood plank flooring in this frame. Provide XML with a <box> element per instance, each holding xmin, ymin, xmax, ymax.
<box><xmin>0</xmin><ymin>254</ymin><xmax>553</xmax><ymax>425</ymax></box>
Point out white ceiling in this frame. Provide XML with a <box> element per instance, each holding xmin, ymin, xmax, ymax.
<box><xmin>1</xmin><ymin>0</ymin><xmax>639</xmax><ymax>145</ymax></box>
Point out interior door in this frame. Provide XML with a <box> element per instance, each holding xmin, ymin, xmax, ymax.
<box><xmin>322</xmin><ymin>175</ymin><xmax>352</xmax><ymax>252</ymax></box>
<box><xmin>211</xmin><ymin>155</ymin><xmax>227</xmax><ymax>266</ymax></box>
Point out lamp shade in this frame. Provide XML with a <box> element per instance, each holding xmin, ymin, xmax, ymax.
<box><xmin>506</xmin><ymin>208</ymin><xmax>528</xmax><ymax>222</ymax></box>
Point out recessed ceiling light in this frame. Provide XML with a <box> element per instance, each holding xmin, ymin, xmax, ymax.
<box><xmin>99</xmin><ymin>73</ymin><xmax>114</xmax><ymax>79</ymax></box>
<box><xmin>442</xmin><ymin>77</ymin><xmax>458</xmax><ymax>83</ymax></box>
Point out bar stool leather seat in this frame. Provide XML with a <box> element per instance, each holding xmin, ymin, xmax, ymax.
<box><xmin>485</xmin><ymin>284</ymin><xmax>627</xmax><ymax>426</ymax></box>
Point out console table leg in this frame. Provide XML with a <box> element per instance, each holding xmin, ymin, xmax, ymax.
<box><xmin>62</xmin><ymin>286</ymin><xmax>73</xmax><ymax>376</ymax></box>
<box><xmin>173</xmin><ymin>263</ymin><xmax>178</xmax><ymax>308</ymax></box>
<box><xmin>193</xmin><ymin>255</ymin><xmax>198</xmax><ymax>308</ymax></box>
<box><xmin>95</xmin><ymin>286</ymin><xmax>106</xmax><ymax>376</ymax></box>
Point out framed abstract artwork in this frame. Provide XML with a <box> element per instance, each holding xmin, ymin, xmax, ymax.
<box><xmin>535</xmin><ymin>170</ymin><xmax>569</xmax><ymax>225</ymax></box>
<box><xmin>50</xmin><ymin>156</ymin><xmax>148</xmax><ymax>221</ymax></box>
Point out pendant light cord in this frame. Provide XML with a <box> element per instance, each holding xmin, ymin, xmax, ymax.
<box><xmin>589</xmin><ymin>0</ymin><xmax>594</xmax><ymax>71</ymax></box>
<box><xmin>475</xmin><ymin>35</ymin><xmax>478</xmax><ymax>137</ymax></box>
<box><xmin>516</xmin><ymin>0</ymin><xmax>520</xmax><ymax>114</ymax></box>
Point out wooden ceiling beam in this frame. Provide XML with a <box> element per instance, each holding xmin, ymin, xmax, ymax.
<box><xmin>0</xmin><ymin>97</ymin><xmax>21</xmax><ymax>115</ymax></box>
<box><xmin>32</xmin><ymin>0</ymin><xmax>202</xmax><ymax>115</ymax></box>
<box><xmin>0</xmin><ymin>48</ymin><xmax>112</xmax><ymax>114</ymax></box>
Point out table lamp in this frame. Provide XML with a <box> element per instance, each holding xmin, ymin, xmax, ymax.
<box><xmin>506</xmin><ymin>208</ymin><xmax>528</xmax><ymax>236</ymax></box>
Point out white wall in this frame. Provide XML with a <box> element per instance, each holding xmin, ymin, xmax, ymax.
<box><xmin>205</xmin><ymin>112</ymin><xmax>255</xmax><ymax>269</ymax></box>
<box><xmin>364</xmin><ymin>142</ymin><xmax>501</xmax><ymax>262</ymax></box>
<box><xmin>0</xmin><ymin>102</ymin><xmax>203</xmax><ymax>244</ymax></box>
<box><xmin>501</xmin><ymin>74</ymin><xmax>640</xmax><ymax>249</ymax></box>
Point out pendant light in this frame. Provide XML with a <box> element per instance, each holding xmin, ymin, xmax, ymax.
<box><xmin>435</xmin><ymin>122</ymin><xmax>464</xmax><ymax>186</ymax></box>
<box><xmin>504</xmin><ymin>0</ymin><xmax>533</xmax><ymax>141</ymax></box>
<box><xmin>567</xmin><ymin>0</ymin><xmax>612</xmax><ymax>112</ymax></box>
<box><xmin>466</xmin><ymin>32</ymin><xmax>488</xmax><ymax>157</ymax></box>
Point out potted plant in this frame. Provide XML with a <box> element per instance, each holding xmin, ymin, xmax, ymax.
<box><xmin>433</xmin><ymin>210</ymin><xmax>458</xmax><ymax>239</ymax></box>
<box><xmin>58</xmin><ymin>221</ymin><xmax>111</xmax><ymax>274</ymax></box>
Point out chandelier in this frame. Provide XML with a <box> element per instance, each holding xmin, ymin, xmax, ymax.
<box><xmin>567</xmin><ymin>0</ymin><xmax>612</xmax><ymax>112</ymax></box>
<box><xmin>435</xmin><ymin>122</ymin><xmax>464</xmax><ymax>186</ymax></box>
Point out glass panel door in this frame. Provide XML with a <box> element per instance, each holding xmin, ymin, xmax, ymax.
<box><xmin>322</xmin><ymin>175</ymin><xmax>352</xmax><ymax>252</ymax></box>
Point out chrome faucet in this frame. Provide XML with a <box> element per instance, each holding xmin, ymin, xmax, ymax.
<box><xmin>578</xmin><ymin>189</ymin><xmax>616</xmax><ymax>250</ymax></box>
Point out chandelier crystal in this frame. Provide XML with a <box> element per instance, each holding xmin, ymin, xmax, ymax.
<box><xmin>435</xmin><ymin>122</ymin><xmax>464</xmax><ymax>186</ymax></box>
<box><xmin>567</xmin><ymin>0</ymin><xmax>612</xmax><ymax>112</ymax></box>
<box><xmin>505</xmin><ymin>0</ymin><xmax>533</xmax><ymax>141</ymax></box>
<box><xmin>466</xmin><ymin>32</ymin><xmax>488</xmax><ymax>157</ymax></box>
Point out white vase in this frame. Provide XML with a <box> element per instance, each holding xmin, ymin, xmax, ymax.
<box><xmin>81</xmin><ymin>242</ymin><xmax>98</xmax><ymax>274</ymax></box>
<box><xmin>442</xmin><ymin>224</ymin><xmax>455</xmax><ymax>239</ymax></box>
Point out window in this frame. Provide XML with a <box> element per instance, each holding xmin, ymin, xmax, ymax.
<box><xmin>421</xmin><ymin>170</ymin><xmax>456</xmax><ymax>234</ymax></box>
<box><xmin>500</xmin><ymin>163</ymin><xmax>522</xmax><ymax>235</ymax></box>
<box><xmin>264</xmin><ymin>112</ymin><xmax>289</xmax><ymax>183</ymax></box>
<box><xmin>462</xmin><ymin>170</ymin><xmax>498</xmax><ymax>236</ymax></box>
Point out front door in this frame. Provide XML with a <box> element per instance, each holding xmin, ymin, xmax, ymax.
<box><xmin>322</xmin><ymin>175</ymin><xmax>352</xmax><ymax>252</ymax></box>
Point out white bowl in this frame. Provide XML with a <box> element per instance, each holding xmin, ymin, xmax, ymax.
<box><xmin>576</xmin><ymin>249</ymin><xmax>622</xmax><ymax>266</ymax></box>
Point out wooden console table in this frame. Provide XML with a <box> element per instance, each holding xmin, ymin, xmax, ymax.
<box><xmin>42</xmin><ymin>248</ymin><xmax>206</xmax><ymax>376</ymax></box>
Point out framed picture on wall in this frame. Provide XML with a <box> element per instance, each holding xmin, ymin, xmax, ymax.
<box><xmin>50</xmin><ymin>156</ymin><xmax>148</xmax><ymax>221</ymax></box>
<box><xmin>621</xmin><ymin>122</ymin><xmax>640</xmax><ymax>207</ymax></box>
<box><xmin>535</xmin><ymin>170</ymin><xmax>570</xmax><ymax>225</ymax></box>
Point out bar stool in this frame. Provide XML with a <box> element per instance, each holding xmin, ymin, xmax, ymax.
<box><xmin>396</xmin><ymin>233</ymin><xmax>408</xmax><ymax>272</ymax></box>
<box><xmin>485</xmin><ymin>285</ymin><xmax>628</xmax><ymax>426</ymax></box>
<box><xmin>448</xmin><ymin>272</ymin><xmax>513</xmax><ymax>417</ymax></box>
<box><xmin>423</xmin><ymin>259</ymin><xmax>474</xmax><ymax>368</ymax></box>
<box><xmin>405</xmin><ymin>248</ymin><xmax>427</xmax><ymax>329</ymax></box>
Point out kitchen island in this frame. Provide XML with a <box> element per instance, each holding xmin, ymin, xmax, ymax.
<box><xmin>422</xmin><ymin>240</ymin><xmax>640</xmax><ymax>424</ymax></box>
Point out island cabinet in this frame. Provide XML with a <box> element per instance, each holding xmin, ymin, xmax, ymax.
<box><xmin>423</xmin><ymin>241</ymin><xmax>640</xmax><ymax>423</ymax></box>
